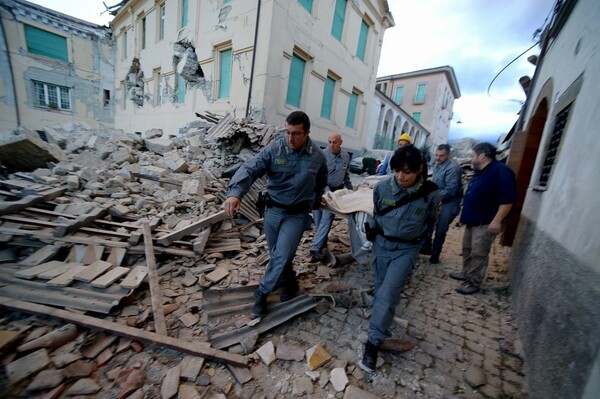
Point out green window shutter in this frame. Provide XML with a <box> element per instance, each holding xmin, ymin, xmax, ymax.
<box><xmin>331</xmin><ymin>0</ymin><xmax>346</xmax><ymax>41</ymax></box>
<box><xmin>414</xmin><ymin>84</ymin><xmax>426</xmax><ymax>103</ymax></box>
<box><xmin>286</xmin><ymin>54</ymin><xmax>305</xmax><ymax>107</ymax></box>
<box><xmin>24</xmin><ymin>25</ymin><xmax>68</xmax><ymax>62</ymax></box>
<box><xmin>219</xmin><ymin>49</ymin><xmax>232</xmax><ymax>98</ymax></box>
<box><xmin>394</xmin><ymin>86</ymin><xmax>404</xmax><ymax>104</ymax></box>
<box><xmin>141</xmin><ymin>18</ymin><xmax>146</xmax><ymax>49</ymax></box>
<box><xmin>346</xmin><ymin>92</ymin><xmax>358</xmax><ymax>128</ymax></box>
<box><xmin>177</xmin><ymin>75</ymin><xmax>186</xmax><ymax>103</ymax></box>
<box><xmin>159</xmin><ymin>5</ymin><xmax>165</xmax><ymax>40</ymax></box>
<box><xmin>181</xmin><ymin>0</ymin><xmax>188</xmax><ymax>27</ymax></box>
<box><xmin>224</xmin><ymin>0</ymin><xmax>232</xmax><ymax>3</ymax></box>
<box><xmin>412</xmin><ymin>112</ymin><xmax>421</xmax><ymax>123</ymax></box>
<box><xmin>298</xmin><ymin>0</ymin><xmax>312</xmax><ymax>13</ymax></box>
<box><xmin>356</xmin><ymin>20</ymin><xmax>368</xmax><ymax>61</ymax></box>
<box><xmin>320</xmin><ymin>77</ymin><xmax>335</xmax><ymax>119</ymax></box>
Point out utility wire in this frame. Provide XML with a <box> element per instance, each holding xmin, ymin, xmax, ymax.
<box><xmin>486</xmin><ymin>41</ymin><xmax>539</xmax><ymax>98</ymax></box>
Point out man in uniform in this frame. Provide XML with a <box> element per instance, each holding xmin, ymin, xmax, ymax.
<box><xmin>450</xmin><ymin>142</ymin><xmax>516</xmax><ymax>295</ymax></box>
<box><xmin>421</xmin><ymin>144</ymin><xmax>463</xmax><ymax>263</ymax></box>
<box><xmin>310</xmin><ymin>132</ymin><xmax>353</xmax><ymax>261</ymax></box>
<box><xmin>224</xmin><ymin>111</ymin><xmax>328</xmax><ymax>317</ymax></box>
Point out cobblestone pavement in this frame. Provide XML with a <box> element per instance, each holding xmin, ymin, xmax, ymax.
<box><xmin>248</xmin><ymin>221</ymin><xmax>528</xmax><ymax>399</ymax></box>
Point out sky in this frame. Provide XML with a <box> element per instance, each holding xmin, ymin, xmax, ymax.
<box><xmin>378</xmin><ymin>0</ymin><xmax>556</xmax><ymax>143</ymax></box>
<box><xmin>27</xmin><ymin>0</ymin><xmax>556</xmax><ymax>143</ymax></box>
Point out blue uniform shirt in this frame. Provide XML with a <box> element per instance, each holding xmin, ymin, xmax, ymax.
<box><xmin>432</xmin><ymin>158</ymin><xmax>463</xmax><ymax>202</ymax></box>
<box><xmin>460</xmin><ymin>160</ymin><xmax>517</xmax><ymax>226</ymax></box>
<box><xmin>227</xmin><ymin>134</ymin><xmax>328</xmax><ymax>206</ymax></box>
<box><xmin>373</xmin><ymin>176</ymin><xmax>440</xmax><ymax>243</ymax></box>
<box><xmin>324</xmin><ymin>147</ymin><xmax>353</xmax><ymax>190</ymax></box>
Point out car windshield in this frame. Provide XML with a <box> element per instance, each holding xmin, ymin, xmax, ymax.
<box><xmin>362</xmin><ymin>150</ymin><xmax>391</xmax><ymax>160</ymax></box>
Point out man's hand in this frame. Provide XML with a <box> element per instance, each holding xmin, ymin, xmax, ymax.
<box><xmin>488</xmin><ymin>220</ymin><xmax>502</xmax><ymax>236</ymax></box>
<box><xmin>224</xmin><ymin>197</ymin><xmax>241</xmax><ymax>218</ymax></box>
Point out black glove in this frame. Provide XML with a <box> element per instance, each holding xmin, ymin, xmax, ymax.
<box><xmin>256</xmin><ymin>192</ymin><xmax>266</xmax><ymax>218</ymax></box>
<box><xmin>364</xmin><ymin>222</ymin><xmax>378</xmax><ymax>242</ymax></box>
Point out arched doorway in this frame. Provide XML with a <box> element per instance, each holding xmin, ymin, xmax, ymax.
<box><xmin>502</xmin><ymin>98</ymin><xmax>548</xmax><ymax>246</ymax></box>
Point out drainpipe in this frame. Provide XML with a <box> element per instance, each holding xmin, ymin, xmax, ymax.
<box><xmin>245</xmin><ymin>0</ymin><xmax>261</xmax><ymax>118</ymax></box>
<box><xmin>0</xmin><ymin>10</ymin><xmax>21</xmax><ymax>127</ymax></box>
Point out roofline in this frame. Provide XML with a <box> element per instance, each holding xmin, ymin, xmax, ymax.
<box><xmin>377</xmin><ymin>65</ymin><xmax>461</xmax><ymax>99</ymax></box>
<box><xmin>1</xmin><ymin>0</ymin><xmax>107</xmax><ymax>29</ymax></box>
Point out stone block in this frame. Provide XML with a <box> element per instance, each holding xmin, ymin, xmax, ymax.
<box><xmin>256</xmin><ymin>341</ymin><xmax>276</xmax><ymax>366</ymax></box>
<box><xmin>306</xmin><ymin>343</ymin><xmax>331</xmax><ymax>370</ymax></box>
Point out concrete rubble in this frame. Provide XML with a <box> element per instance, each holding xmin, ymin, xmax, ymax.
<box><xmin>0</xmin><ymin>115</ymin><xmax>528</xmax><ymax>398</ymax></box>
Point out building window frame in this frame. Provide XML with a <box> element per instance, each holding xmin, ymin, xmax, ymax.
<box><xmin>33</xmin><ymin>80</ymin><xmax>71</xmax><ymax>110</ymax></box>
<box><xmin>394</xmin><ymin>86</ymin><xmax>404</xmax><ymax>105</ymax></box>
<box><xmin>537</xmin><ymin>103</ymin><xmax>572</xmax><ymax>188</ymax></box>
<box><xmin>286</xmin><ymin>52</ymin><xmax>307</xmax><ymax>108</ymax></box>
<box><xmin>176</xmin><ymin>75</ymin><xmax>186</xmax><ymax>103</ymax></box>
<box><xmin>140</xmin><ymin>15</ymin><xmax>146</xmax><ymax>50</ymax></box>
<box><xmin>158</xmin><ymin>3</ymin><xmax>166</xmax><ymax>41</ymax></box>
<box><xmin>24</xmin><ymin>24</ymin><xmax>69</xmax><ymax>63</ymax></box>
<box><xmin>181</xmin><ymin>0</ymin><xmax>189</xmax><ymax>28</ymax></box>
<box><xmin>121</xmin><ymin>29</ymin><xmax>128</xmax><ymax>59</ymax></box>
<box><xmin>356</xmin><ymin>19</ymin><xmax>369</xmax><ymax>61</ymax></box>
<box><xmin>345</xmin><ymin>90</ymin><xmax>359</xmax><ymax>128</ymax></box>
<box><xmin>331</xmin><ymin>0</ymin><xmax>347</xmax><ymax>41</ymax></box>
<box><xmin>298</xmin><ymin>0</ymin><xmax>313</xmax><ymax>13</ymax></box>
<box><xmin>216</xmin><ymin>46</ymin><xmax>233</xmax><ymax>99</ymax></box>
<box><xmin>320</xmin><ymin>75</ymin><xmax>337</xmax><ymax>120</ymax></box>
<box><xmin>412</xmin><ymin>112</ymin><xmax>422</xmax><ymax>123</ymax></box>
<box><xmin>414</xmin><ymin>83</ymin><xmax>427</xmax><ymax>104</ymax></box>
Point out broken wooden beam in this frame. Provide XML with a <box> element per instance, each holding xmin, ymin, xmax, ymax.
<box><xmin>0</xmin><ymin>296</ymin><xmax>248</xmax><ymax>367</ymax></box>
<box><xmin>0</xmin><ymin>188</ymin><xmax>66</xmax><ymax>215</ymax></box>
<box><xmin>54</xmin><ymin>207</ymin><xmax>108</xmax><ymax>237</ymax></box>
<box><xmin>158</xmin><ymin>210</ymin><xmax>227</xmax><ymax>246</ymax></box>
<box><xmin>142</xmin><ymin>222</ymin><xmax>167</xmax><ymax>336</ymax></box>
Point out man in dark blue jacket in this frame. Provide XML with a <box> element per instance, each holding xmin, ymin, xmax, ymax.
<box><xmin>450</xmin><ymin>143</ymin><xmax>516</xmax><ymax>295</ymax></box>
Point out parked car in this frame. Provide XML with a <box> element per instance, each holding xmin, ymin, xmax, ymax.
<box><xmin>349</xmin><ymin>149</ymin><xmax>394</xmax><ymax>174</ymax></box>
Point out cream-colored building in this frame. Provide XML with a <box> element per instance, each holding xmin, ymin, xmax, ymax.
<box><xmin>110</xmin><ymin>0</ymin><xmax>393</xmax><ymax>151</ymax></box>
<box><xmin>375</xmin><ymin>66</ymin><xmax>460</xmax><ymax>149</ymax></box>
<box><xmin>0</xmin><ymin>0</ymin><xmax>114</xmax><ymax>133</ymax></box>
<box><xmin>503</xmin><ymin>0</ymin><xmax>600</xmax><ymax>396</ymax></box>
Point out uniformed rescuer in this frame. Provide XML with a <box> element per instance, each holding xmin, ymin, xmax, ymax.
<box><xmin>359</xmin><ymin>145</ymin><xmax>440</xmax><ymax>372</ymax></box>
<box><xmin>223</xmin><ymin>111</ymin><xmax>328</xmax><ymax>318</ymax></box>
<box><xmin>309</xmin><ymin>131</ymin><xmax>353</xmax><ymax>261</ymax></box>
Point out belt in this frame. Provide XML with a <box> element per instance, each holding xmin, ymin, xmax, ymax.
<box><xmin>266</xmin><ymin>198</ymin><xmax>311</xmax><ymax>214</ymax></box>
<box><xmin>381</xmin><ymin>234</ymin><xmax>422</xmax><ymax>245</ymax></box>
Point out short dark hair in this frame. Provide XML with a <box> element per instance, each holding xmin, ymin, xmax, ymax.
<box><xmin>390</xmin><ymin>144</ymin><xmax>425</xmax><ymax>173</ymax></box>
<box><xmin>437</xmin><ymin>144</ymin><xmax>451</xmax><ymax>153</ymax></box>
<box><xmin>286</xmin><ymin>111</ymin><xmax>310</xmax><ymax>132</ymax></box>
<box><xmin>472</xmin><ymin>142</ymin><xmax>497</xmax><ymax>159</ymax></box>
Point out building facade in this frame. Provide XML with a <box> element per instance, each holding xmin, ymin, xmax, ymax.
<box><xmin>375</xmin><ymin>66</ymin><xmax>460</xmax><ymax>149</ymax></box>
<box><xmin>0</xmin><ymin>0</ymin><xmax>114</xmax><ymax>133</ymax></box>
<box><xmin>505</xmin><ymin>0</ymin><xmax>600</xmax><ymax>397</ymax></box>
<box><xmin>110</xmin><ymin>0</ymin><xmax>393</xmax><ymax>152</ymax></box>
<box><xmin>366</xmin><ymin>89</ymin><xmax>430</xmax><ymax>151</ymax></box>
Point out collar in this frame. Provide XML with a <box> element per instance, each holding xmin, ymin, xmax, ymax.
<box><xmin>391</xmin><ymin>175</ymin><xmax>423</xmax><ymax>195</ymax></box>
<box><xmin>285</xmin><ymin>137</ymin><xmax>313</xmax><ymax>155</ymax></box>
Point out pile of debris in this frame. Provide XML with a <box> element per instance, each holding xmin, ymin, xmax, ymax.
<box><xmin>0</xmin><ymin>115</ymin><xmax>373</xmax><ymax>398</ymax></box>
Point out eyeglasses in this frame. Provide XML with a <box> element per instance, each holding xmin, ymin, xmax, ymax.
<box><xmin>286</xmin><ymin>131</ymin><xmax>307</xmax><ymax>138</ymax></box>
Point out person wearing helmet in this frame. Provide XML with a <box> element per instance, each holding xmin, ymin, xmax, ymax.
<box><xmin>376</xmin><ymin>133</ymin><xmax>412</xmax><ymax>176</ymax></box>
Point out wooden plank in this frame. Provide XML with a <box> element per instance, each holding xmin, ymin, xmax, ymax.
<box><xmin>0</xmin><ymin>195</ymin><xmax>44</xmax><ymax>216</ymax></box>
<box><xmin>120</xmin><ymin>265</ymin><xmax>148</xmax><ymax>289</ymax></box>
<box><xmin>0</xmin><ymin>297</ymin><xmax>248</xmax><ymax>367</ymax></box>
<box><xmin>54</xmin><ymin>207</ymin><xmax>108</xmax><ymax>237</ymax></box>
<box><xmin>19</xmin><ymin>245</ymin><xmax>61</xmax><ymax>267</ymax></box>
<box><xmin>66</xmin><ymin>244</ymin><xmax>87</xmax><ymax>263</ymax></box>
<box><xmin>142</xmin><ymin>222</ymin><xmax>167</xmax><ymax>336</ymax></box>
<box><xmin>81</xmin><ymin>245</ymin><xmax>104</xmax><ymax>264</ymax></box>
<box><xmin>0</xmin><ymin>227</ymin><xmax>129</xmax><ymax>248</ymax></box>
<box><xmin>37</xmin><ymin>262</ymin><xmax>74</xmax><ymax>280</ymax></box>
<box><xmin>91</xmin><ymin>267</ymin><xmax>130</xmax><ymax>288</ymax></box>
<box><xmin>15</xmin><ymin>260</ymin><xmax>64</xmax><ymax>280</ymax></box>
<box><xmin>192</xmin><ymin>228</ymin><xmax>211</xmax><ymax>255</ymax></box>
<box><xmin>106</xmin><ymin>247</ymin><xmax>127</xmax><ymax>266</ymax></box>
<box><xmin>73</xmin><ymin>260</ymin><xmax>114</xmax><ymax>283</ymax></box>
<box><xmin>5</xmin><ymin>348</ymin><xmax>50</xmax><ymax>384</ymax></box>
<box><xmin>158</xmin><ymin>211</ymin><xmax>227</xmax><ymax>246</ymax></box>
<box><xmin>46</xmin><ymin>264</ymin><xmax>86</xmax><ymax>287</ymax></box>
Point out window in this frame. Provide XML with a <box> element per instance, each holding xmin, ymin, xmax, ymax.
<box><xmin>331</xmin><ymin>0</ymin><xmax>347</xmax><ymax>41</ymax></box>
<box><xmin>356</xmin><ymin>19</ymin><xmax>369</xmax><ymax>61</ymax></box>
<box><xmin>286</xmin><ymin>54</ymin><xmax>306</xmax><ymax>108</ymax></box>
<box><xmin>24</xmin><ymin>25</ymin><xmax>68</xmax><ymax>62</ymax></box>
<box><xmin>320</xmin><ymin>76</ymin><xmax>336</xmax><ymax>119</ymax></box>
<box><xmin>153</xmin><ymin>68</ymin><xmax>161</xmax><ymax>105</ymax></box>
<box><xmin>442</xmin><ymin>91</ymin><xmax>449</xmax><ymax>109</ymax></box>
<box><xmin>412</xmin><ymin>112</ymin><xmax>421</xmax><ymax>123</ymax></box>
<box><xmin>158</xmin><ymin>4</ymin><xmax>166</xmax><ymax>40</ymax></box>
<box><xmin>122</xmin><ymin>30</ymin><xmax>127</xmax><ymax>59</ymax></box>
<box><xmin>538</xmin><ymin>103</ymin><xmax>572</xmax><ymax>187</ymax></box>
<box><xmin>33</xmin><ymin>81</ymin><xmax>71</xmax><ymax>110</ymax></box>
<box><xmin>224</xmin><ymin>0</ymin><xmax>232</xmax><ymax>3</ymax></box>
<box><xmin>394</xmin><ymin>86</ymin><xmax>404</xmax><ymax>105</ymax></box>
<box><xmin>218</xmin><ymin>48</ymin><xmax>232</xmax><ymax>99</ymax></box>
<box><xmin>103</xmin><ymin>89</ymin><xmax>110</xmax><ymax>108</ymax></box>
<box><xmin>177</xmin><ymin>75</ymin><xmax>186</xmax><ymax>103</ymax></box>
<box><xmin>120</xmin><ymin>80</ymin><xmax>126</xmax><ymax>109</ymax></box>
<box><xmin>141</xmin><ymin>17</ymin><xmax>146</xmax><ymax>50</ymax></box>
<box><xmin>298</xmin><ymin>0</ymin><xmax>313</xmax><ymax>13</ymax></box>
<box><xmin>346</xmin><ymin>91</ymin><xmax>358</xmax><ymax>128</ymax></box>
<box><xmin>414</xmin><ymin>83</ymin><xmax>427</xmax><ymax>103</ymax></box>
<box><xmin>181</xmin><ymin>0</ymin><xmax>188</xmax><ymax>27</ymax></box>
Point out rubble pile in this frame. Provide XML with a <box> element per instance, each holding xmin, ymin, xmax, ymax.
<box><xmin>0</xmin><ymin>115</ymin><xmax>370</xmax><ymax>398</ymax></box>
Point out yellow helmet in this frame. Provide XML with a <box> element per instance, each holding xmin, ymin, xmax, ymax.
<box><xmin>398</xmin><ymin>133</ymin><xmax>412</xmax><ymax>144</ymax></box>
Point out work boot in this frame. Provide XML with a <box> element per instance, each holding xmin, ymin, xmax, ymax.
<box><xmin>429</xmin><ymin>254</ymin><xmax>440</xmax><ymax>264</ymax></box>
<box><xmin>310</xmin><ymin>249</ymin><xmax>326</xmax><ymax>262</ymax></box>
<box><xmin>252</xmin><ymin>289</ymin><xmax>268</xmax><ymax>318</ymax></box>
<box><xmin>449</xmin><ymin>271</ymin><xmax>467</xmax><ymax>281</ymax></box>
<box><xmin>455</xmin><ymin>281</ymin><xmax>480</xmax><ymax>295</ymax></box>
<box><xmin>358</xmin><ymin>340</ymin><xmax>379</xmax><ymax>373</ymax></box>
<box><xmin>280</xmin><ymin>272</ymin><xmax>299</xmax><ymax>302</ymax></box>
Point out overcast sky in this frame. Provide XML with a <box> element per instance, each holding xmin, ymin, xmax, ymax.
<box><xmin>28</xmin><ymin>0</ymin><xmax>556</xmax><ymax>143</ymax></box>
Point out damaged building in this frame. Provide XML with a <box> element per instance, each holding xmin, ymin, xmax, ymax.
<box><xmin>110</xmin><ymin>0</ymin><xmax>394</xmax><ymax>151</ymax></box>
<box><xmin>0</xmin><ymin>0</ymin><xmax>115</xmax><ymax>133</ymax></box>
